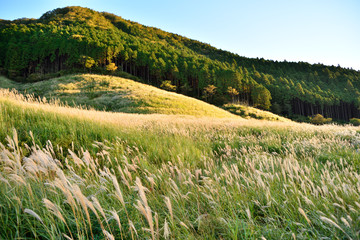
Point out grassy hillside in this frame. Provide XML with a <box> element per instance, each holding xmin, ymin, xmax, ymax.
<box><xmin>0</xmin><ymin>89</ymin><xmax>359</xmax><ymax>239</ymax></box>
<box><xmin>0</xmin><ymin>75</ymin><xmax>18</xmax><ymax>88</ymax></box>
<box><xmin>0</xmin><ymin>74</ymin><xmax>237</xmax><ymax>118</ymax></box>
<box><xmin>223</xmin><ymin>103</ymin><xmax>290</xmax><ymax>122</ymax></box>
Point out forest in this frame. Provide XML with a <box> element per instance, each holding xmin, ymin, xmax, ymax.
<box><xmin>1</xmin><ymin>6</ymin><xmax>360</xmax><ymax>121</ymax></box>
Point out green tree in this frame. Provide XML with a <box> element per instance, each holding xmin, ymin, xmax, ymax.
<box><xmin>296</xmin><ymin>82</ymin><xmax>305</xmax><ymax>96</ymax></box>
<box><xmin>227</xmin><ymin>86</ymin><xmax>239</xmax><ymax>103</ymax></box>
<box><xmin>310</xmin><ymin>114</ymin><xmax>332</xmax><ymax>125</ymax></box>
<box><xmin>350</xmin><ymin>118</ymin><xmax>360</xmax><ymax>126</ymax></box>
<box><xmin>160</xmin><ymin>80</ymin><xmax>176</xmax><ymax>92</ymax></box>
<box><xmin>80</xmin><ymin>55</ymin><xmax>95</xmax><ymax>71</ymax></box>
<box><xmin>180</xmin><ymin>82</ymin><xmax>192</xmax><ymax>95</ymax></box>
<box><xmin>203</xmin><ymin>84</ymin><xmax>217</xmax><ymax>102</ymax></box>
<box><xmin>106</xmin><ymin>62</ymin><xmax>118</xmax><ymax>72</ymax></box>
<box><xmin>271</xmin><ymin>102</ymin><xmax>282</xmax><ymax>114</ymax></box>
<box><xmin>251</xmin><ymin>84</ymin><xmax>272</xmax><ymax>110</ymax></box>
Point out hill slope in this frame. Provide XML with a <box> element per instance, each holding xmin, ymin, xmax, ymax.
<box><xmin>223</xmin><ymin>103</ymin><xmax>290</xmax><ymax>122</ymax></box>
<box><xmin>1</xmin><ymin>6</ymin><xmax>360</xmax><ymax>121</ymax></box>
<box><xmin>0</xmin><ymin>89</ymin><xmax>359</xmax><ymax>239</ymax></box>
<box><xmin>0</xmin><ymin>74</ymin><xmax>238</xmax><ymax>118</ymax></box>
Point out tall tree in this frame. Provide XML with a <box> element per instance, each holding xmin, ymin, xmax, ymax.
<box><xmin>251</xmin><ymin>84</ymin><xmax>272</xmax><ymax>110</ymax></box>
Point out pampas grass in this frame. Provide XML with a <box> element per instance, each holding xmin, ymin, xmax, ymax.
<box><xmin>0</xmin><ymin>89</ymin><xmax>360</xmax><ymax>239</ymax></box>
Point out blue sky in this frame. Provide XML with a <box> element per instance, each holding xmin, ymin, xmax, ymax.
<box><xmin>1</xmin><ymin>0</ymin><xmax>359</xmax><ymax>70</ymax></box>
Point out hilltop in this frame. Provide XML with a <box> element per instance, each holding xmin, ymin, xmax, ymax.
<box><xmin>1</xmin><ymin>6</ymin><xmax>360</xmax><ymax>122</ymax></box>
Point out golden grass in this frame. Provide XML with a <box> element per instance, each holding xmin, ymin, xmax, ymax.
<box><xmin>1</xmin><ymin>89</ymin><xmax>360</xmax><ymax>239</ymax></box>
<box><xmin>1</xmin><ymin>74</ymin><xmax>237</xmax><ymax>118</ymax></box>
<box><xmin>1</xmin><ymin>88</ymin><xmax>356</xmax><ymax>136</ymax></box>
<box><xmin>223</xmin><ymin>103</ymin><xmax>290</xmax><ymax>122</ymax></box>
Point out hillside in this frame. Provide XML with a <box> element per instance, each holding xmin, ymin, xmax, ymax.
<box><xmin>1</xmin><ymin>6</ymin><xmax>360</xmax><ymax>122</ymax></box>
<box><xmin>0</xmin><ymin>74</ymin><xmax>238</xmax><ymax>118</ymax></box>
<box><xmin>1</xmin><ymin>74</ymin><xmax>291</xmax><ymax>121</ymax></box>
<box><xmin>223</xmin><ymin>103</ymin><xmax>290</xmax><ymax>122</ymax></box>
<box><xmin>1</xmin><ymin>89</ymin><xmax>359</xmax><ymax>239</ymax></box>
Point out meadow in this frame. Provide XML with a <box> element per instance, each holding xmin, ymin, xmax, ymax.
<box><xmin>223</xmin><ymin>103</ymin><xmax>290</xmax><ymax>122</ymax></box>
<box><xmin>0</xmin><ymin>74</ymin><xmax>291</xmax><ymax>122</ymax></box>
<box><xmin>0</xmin><ymin>89</ymin><xmax>360</xmax><ymax>239</ymax></box>
<box><xmin>0</xmin><ymin>74</ymin><xmax>235</xmax><ymax>118</ymax></box>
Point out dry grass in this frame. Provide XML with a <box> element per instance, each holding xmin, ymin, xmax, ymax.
<box><xmin>1</xmin><ymin>88</ymin><xmax>353</xmax><ymax>134</ymax></box>
<box><xmin>1</xmin><ymin>74</ymin><xmax>237</xmax><ymax>118</ymax></box>
<box><xmin>223</xmin><ymin>103</ymin><xmax>290</xmax><ymax>122</ymax></box>
<box><xmin>0</xmin><ymin>89</ymin><xmax>359</xmax><ymax>239</ymax></box>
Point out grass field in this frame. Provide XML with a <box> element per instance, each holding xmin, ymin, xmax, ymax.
<box><xmin>0</xmin><ymin>74</ymin><xmax>289</xmax><ymax>121</ymax></box>
<box><xmin>0</xmin><ymin>74</ymin><xmax>237</xmax><ymax>118</ymax></box>
<box><xmin>0</xmin><ymin>89</ymin><xmax>359</xmax><ymax>239</ymax></box>
<box><xmin>223</xmin><ymin>103</ymin><xmax>290</xmax><ymax>122</ymax></box>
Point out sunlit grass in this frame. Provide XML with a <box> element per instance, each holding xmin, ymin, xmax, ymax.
<box><xmin>0</xmin><ymin>89</ymin><xmax>359</xmax><ymax>239</ymax></box>
<box><xmin>1</xmin><ymin>74</ymin><xmax>236</xmax><ymax>118</ymax></box>
<box><xmin>223</xmin><ymin>103</ymin><xmax>290</xmax><ymax>122</ymax></box>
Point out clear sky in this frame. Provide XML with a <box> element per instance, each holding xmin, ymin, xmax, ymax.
<box><xmin>1</xmin><ymin>0</ymin><xmax>359</xmax><ymax>70</ymax></box>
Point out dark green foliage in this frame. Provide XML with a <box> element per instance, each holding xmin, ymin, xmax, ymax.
<box><xmin>291</xmin><ymin>115</ymin><xmax>311</xmax><ymax>123</ymax></box>
<box><xmin>203</xmin><ymin>84</ymin><xmax>217</xmax><ymax>102</ymax></box>
<box><xmin>310</xmin><ymin>114</ymin><xmax>332</xmax><ymax>125</ymax></box>
<box><xmin>251</xmin><ymin>84</ymin><xmax>272</xmax><ymax>110</ymax></box>
<box><xmin>160</xmin><ymin>80</ymin><xmax>176</xmax><ymax>92</ymax></box>
<box><xmin>350</xmin><ymin>118</ymin><xmax>360</xmax><ymax>126</ymax></box>
<box><xmin>1</xmin><ymin>6</ymin><xmax>360</xmax><ymax>121</ymax></box>
<box><xmin>81</xmin><ymin>56</ymin><xmax>95</xmax><ymax>70</ymax></box>
<box><xmin>271</xmin><ymin>102</ymin><xmax>282</xmax><ymax>114</ymax></box>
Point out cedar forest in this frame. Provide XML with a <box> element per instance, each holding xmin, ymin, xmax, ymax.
<box><xmin>1</xmin><ymin>6</ymin><xmax>360</xmax><ymax>122</ymax></box>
